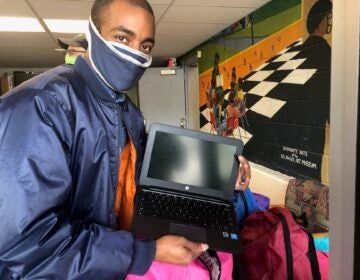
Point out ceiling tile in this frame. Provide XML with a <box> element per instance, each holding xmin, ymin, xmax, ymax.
<box><xmin>161</xmin><ymin>6</ymin><xmax>254</xmax><ymax>24</ymax></box>
<box><xmin>173</xmin><ymin>0</ymin><xmax>269</xmax><ymax>8</ymax></box>
<box><xmin>31</xmin><ymin>0</ymin><xmax>168</xmax><ymax>24</ymax></box>
<box><xmin>152</xmin><ymin>34</ymin><xmax>209</xmax><ymax>57</ymax></box>
<box><xmin>0</xmin><ymin>0</ymin><xmax>35</xmax><ymax>17</ymax></box>
<box><xmin>0</xmin><ymin>32</ymin><xmax>55</xmax><ymax>48</ymax></box>
<box><xmin>151</xmin><ymin>5</ymin><xmax>169</xmax><ymax>22</ymax></box>
<box><xmin>148</xmin><ymin>0</ymin><xmax>172</xmax><ymax>4</ymax></box>
<box><xmin>0</xmin><ymin>32</ymin><xmax>64</xmax><ymax>67</ymax></box>
<box><xmin>156</xmin><ymin>22</ymin><xmax>229</xmax><ymax>36</ymax></box>
<box><xmin>29</xmin><ymin>0</ymin><xmax>92</xmax><ymax>19</ymax></box>
<box><xmin>0</xmin><ymin>53</ymin><xmax>63</xmax><ymax>68</ymax></box>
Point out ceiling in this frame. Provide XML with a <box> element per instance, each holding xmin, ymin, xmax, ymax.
<box><xmin>0</xmin><ymin>0</ymin><xmax>269</xmax><ymax>68</ymax></box>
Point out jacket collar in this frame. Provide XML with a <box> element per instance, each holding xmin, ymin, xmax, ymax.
<box><xmin>74</xmin><ymin>56</ymin><xmax>116</xmax><ymax>104</ymax></box>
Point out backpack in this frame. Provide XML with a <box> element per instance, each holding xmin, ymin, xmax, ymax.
<box><xmin>238</xmin><ymin>207</ymin><xmax>327</xmax><ymax>280</ymax></box>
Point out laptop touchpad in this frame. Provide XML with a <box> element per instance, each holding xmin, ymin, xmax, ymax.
<box><xmin>169</xmin><ymin>223</ymin><xmax>207</xmax><ymax>243</ymax></box>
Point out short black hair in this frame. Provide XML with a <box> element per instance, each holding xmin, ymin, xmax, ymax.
<box><xmin>306</xmin><ymin>0</ymin><xmax>332</xmax><ymax>34</ymax></box>
<box><xmin>227</xmin><ymin>90</ymin><xmax>236</xmax><ymax>103</ymax></box>
<box><xmin>91</xmin><ymin>0</ymin><xmax>154</xmax><ymax>31</ymax></box>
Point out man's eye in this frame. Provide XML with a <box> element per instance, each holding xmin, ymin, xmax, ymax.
<box><xmin>116</xmin><ymin>36</ymin><xmax>128</xmax><ymax>44</ymax></box>
<box><xmin>142</xmin><ymin>44</ymin><xmax>153</xmax><ymax>53</ymax></box>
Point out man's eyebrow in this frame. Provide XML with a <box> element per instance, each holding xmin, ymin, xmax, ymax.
<box><xmin>110</xmin><ymin>26</ymin><xmax>135</xmax><ymax>36</ymax></box>
<box><xmin>142</xmin><ymin>37</ymin><xmax>155</xmax><ymax>45</ymax></box>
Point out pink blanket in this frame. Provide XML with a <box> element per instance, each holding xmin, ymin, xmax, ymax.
<box><xmin>126</xmin><ymin>252</ymin><xmax>233</xmax><ymax>280</ymax></box>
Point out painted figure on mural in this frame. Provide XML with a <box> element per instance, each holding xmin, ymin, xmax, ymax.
<box><xmin>292</xmin><ymin>0</ymin><xmax>332</xmax><ymax>182</ymax></box>
<box><xmin>234</xmin><ymin>78</ymin><xmax>246</xmax><ymax>113</ymax></box>
<box><xmin>211</xmin><ymin>52</ymin><xmax>221</xmax><ymax>89</ymax></box>
<box><xmin>218</xmin><ymin>90</ymin><xmax>241</xmax><ymax>136</ymax></box>
<box><xmin>301</xmin><ymin>0</ymin><xmax>332</xmax><ymax>70</ymax></box>
<box><xmin>209</xmin><ymin>55</ymin><xmax>248</xmax><ymax>137</ymax></box>
<box><xmin>293</xmin><ymin>0</ymin><xmax>332</xmax><ymax>102</ymax></box>
<box><xmin>214</xmin><ymin>88</ymin><xmax>225</xmax><ymax>127</ymax></box>
<box><xmin>207</xmin><ymin>53</ymin><xmax>226</xmax><ymax>133</ymax></box>
<box><xmin>230</xmin><ymin>67</ymin><xmax>237</xmax><ymax>91</ymax></box>
<box><xmin>234</xmin><ymin>0</ymin><xmax>332</xmax><ymax>182</ymax></box>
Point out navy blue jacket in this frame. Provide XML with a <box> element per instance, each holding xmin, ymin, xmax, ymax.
<box><xmin>0</xmin><ymin>58</ymin><xmax>154</xmax><ymax>279</ymax></box>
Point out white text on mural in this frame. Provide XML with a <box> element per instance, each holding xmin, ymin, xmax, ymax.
<box><xmin>280</xmin><ymin>146</ymin><xmax>317</xmax><ymax>170</ymax></box>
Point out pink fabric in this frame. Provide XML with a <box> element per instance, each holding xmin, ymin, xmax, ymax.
<box><xmin>317</xmin><ymin>251</ymin><xmax>329</xmax><ymax>280</ymax></box>
<box><xmin>126</xmin><ymin>252</ymin><xmax>233</xmax><ymax>280</ymax></box>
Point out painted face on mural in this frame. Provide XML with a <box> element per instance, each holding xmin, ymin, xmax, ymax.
<box><xmin>318</xmin><ymin>17</ymin><xmax>328</xmax><ymax>37</ymax></box>
<box><xmin>325</xmin><ymin>12</ymin><xmax>332</xmax><ymax>34</ymax></box>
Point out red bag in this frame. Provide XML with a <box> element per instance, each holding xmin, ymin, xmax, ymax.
<box><xmin>239</xmin><ymin>207</ymin><xmax>326</xmax><ymax>280</ymax></box>
<box><xmin>317</xmin><ymin>251</ymin><xmax>329</xmax><ymax>280</ymax></box>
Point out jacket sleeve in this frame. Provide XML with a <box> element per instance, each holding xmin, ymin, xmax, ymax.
<box><xmin>0</xmin><ymin>89</ymin><xmax>155</xmax><ymax>279</ymax></box>
<box><xmin>233</xmin><ymin>188</ymin><xmax>260</xmax><ymax>225</ymax></box>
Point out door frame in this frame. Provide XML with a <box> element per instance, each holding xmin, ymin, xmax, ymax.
<box><xmin>329</xmin><ymin>0</ymin><xmax>359</xmax><ymax>279</ymax></box>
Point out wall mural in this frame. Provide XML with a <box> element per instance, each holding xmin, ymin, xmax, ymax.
<box><xmin>197</xmin><ymin>0</ymin><xmax>332</xmax><ymax>184</ymax></box>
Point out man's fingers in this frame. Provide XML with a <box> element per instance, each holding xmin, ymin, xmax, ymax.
<box><xmin>236</xmin><ymin>176</ymin><xmax>250</xmax><ymax>190</ymax></box>
<box><xmin>235</xmin><ymin>155</ymin><xmax>251</xmax><ymax>190</ymax></box>
<box><xmin>239</xmin><ymin>155</ymin><xmax>251</xmax><ymax>179</ymax></box>
<box><xmin>183</xmin><ymin>240</ymin><xmax>209</xmax><ymax>253</ymax></box>
<box><xmin>235</xmin><ymin>177</ymin><xmax>248</xmax><ymax>190</ymax></box>
<box><xmin>155</xmin><ymin>235</ymin><xmax>209</xmax><ymax>265</ymax></box>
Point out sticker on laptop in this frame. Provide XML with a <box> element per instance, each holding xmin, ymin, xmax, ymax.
<box><xmin>230</xmin><ymin>233</ymin><xmax>238</xmax><ymax>240</ymax></box>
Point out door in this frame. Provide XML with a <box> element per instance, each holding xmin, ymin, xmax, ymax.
<box><xmin>139</xmin><ymin>67</ymin><xmax>185</xmax><ymax>131</ymax></box>
<box><xmin>185</xmin><ymin>65</ymin><xmax>200</xmax><ymax>130</ymax></box>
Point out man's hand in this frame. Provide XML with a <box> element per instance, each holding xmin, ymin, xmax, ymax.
<box><xmin>154</xmin><ymin>235</ymin><xmax>208</xmax><ymax>265</ymax></box>
<box><xmin>235</xmin><ymin>155</ymin><xmax>251</xmax><ymax>191</ymax></box>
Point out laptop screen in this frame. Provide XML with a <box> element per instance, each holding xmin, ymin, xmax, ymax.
<box><xmin>148</xmin><ymin>131</ymin><xmax>236</xmax><ymax>192</ymax></box>
<box><xmin>140</xmin><ymin>123</ymin><xmax>244</xmax><ymax>200</ymax></box>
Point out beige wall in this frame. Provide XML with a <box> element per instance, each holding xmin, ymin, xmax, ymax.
<box><xmin>250</xmin><ymin>161</ymin><xmax>293</xmax><ymax>206</ymax></box>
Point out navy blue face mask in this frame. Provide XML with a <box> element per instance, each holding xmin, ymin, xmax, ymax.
<box><xmin>86</xmin><ymin>17</ymin><xmax>152</xmax><ymax>91</ymax></box>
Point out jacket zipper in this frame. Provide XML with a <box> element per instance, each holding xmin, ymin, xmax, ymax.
<box><xmin>110</xmin><ymin>103</ymin><xmax>123</xmax><ymax>228</ymax></box>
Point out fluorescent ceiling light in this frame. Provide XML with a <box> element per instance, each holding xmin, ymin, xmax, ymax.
<box><xmin>44</xmin><ymin>19</ymin><xmax>88</xmax><ymax>33</ymax></box>
<box><xmin>0</xmin><ymin>17</ymin><xmax>44</xmax><ymax>32</ymax></box>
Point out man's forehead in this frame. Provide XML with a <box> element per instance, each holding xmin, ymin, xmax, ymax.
<box><xmin>101</xmin><ymin>1</ymin><xmax>155</xmax><ymax>35</ymax></box>
<box><xmin>104</xmin><ymin>0</ymin><xmax>154</xmax><ymax>19</ymax></box>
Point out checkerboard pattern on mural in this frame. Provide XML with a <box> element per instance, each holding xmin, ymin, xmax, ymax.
<box><xmin>200</xmin><ymin>39</ymin><xmax>319</xmax><ymax>144</ymax></box>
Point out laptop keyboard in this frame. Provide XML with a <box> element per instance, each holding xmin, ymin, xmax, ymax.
<box><xmin>136</xmin><ymin>189</ymin><xmax>236</xmax><ymax>232</ymax></box>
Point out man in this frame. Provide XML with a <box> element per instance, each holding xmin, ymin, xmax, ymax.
<box><xmin>57</xmin><ymin>34</ymin><xmax>88</xmax><ymax>65</ymax></box>
<box><xmin>0</xmin><ymin>0</ymin><xmax>250</xmax><ymax>279</ymax></box>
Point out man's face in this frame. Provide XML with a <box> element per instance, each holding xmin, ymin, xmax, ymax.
<box><xmin>99</xmin><ymin>0</ymin><xmax>155</xmax><ymax>55</ymax></box>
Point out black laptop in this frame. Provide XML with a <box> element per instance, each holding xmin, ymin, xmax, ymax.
<box><xmin>131</xmin><ymin>123</ymin><xmax>244</xmax><ymax>253</ymax></box>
